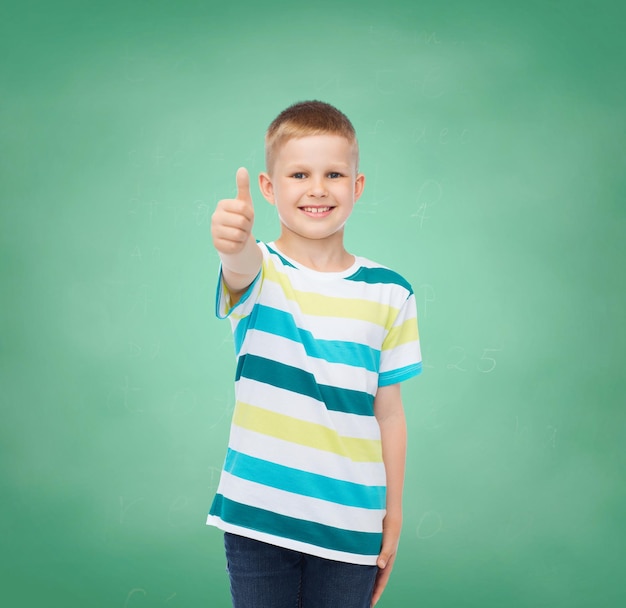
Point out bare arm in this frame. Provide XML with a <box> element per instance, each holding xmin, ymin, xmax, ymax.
<box><xmin>211</xmin><ymin>167</ymin><xmax>263</xmax><ymax>304</ymax></box>
<box><xmin>372</xmin><ymin>382</ymin><xmax>407</xmax><ymax>607</ymax></box>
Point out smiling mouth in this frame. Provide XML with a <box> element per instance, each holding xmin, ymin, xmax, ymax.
<box><xmin>300</xmin><ymin>206</ymin><xmax>333</xmax><ymax>214</ymax></box>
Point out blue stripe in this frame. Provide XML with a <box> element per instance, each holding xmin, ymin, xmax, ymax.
<box><xmin>233</xmin><ymin>314</ymin><xmax>251</xmax><ymax>355</ymax></box>
<box><xmin>379</xmin><ymin>362</ymin><xmax>423</xmax><ymax>386</ymax></box>
<box><xmin>345</xmin><ymin>266</ymin><xmax>413</xmax><ymax>295</ymax></box>
<box><xmin>235</xmin><ymin>354</ymin><xmax>375</xmax><ymax>416</ymax></box>
<box><xmin>210</xmin><ymin>494</ymin><xmax>382</xmax><ymax>556</ymax></box>
<box><xmin>250</xmin><ymin>305</ymin><xmax>380</xmax><ymax>372</ymax></box>
<box><xmin>224</xmin><ymin>449</ymin><xmax>385</xmax><ymax>509</ymax></box>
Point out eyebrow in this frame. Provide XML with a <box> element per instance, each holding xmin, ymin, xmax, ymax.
<box><xmin>283</xmin><ymin>162</ymin><xmax>351</xmax><ymax>171</ymax></box>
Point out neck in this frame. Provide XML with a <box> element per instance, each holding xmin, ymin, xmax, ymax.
<box><xmin>274</xmin><ymin>234</ymin><xmax>354</xmax><ymax>272</ymax></box>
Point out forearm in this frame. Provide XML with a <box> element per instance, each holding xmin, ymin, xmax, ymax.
<box><xmin>374</xmin><ymin>383</ymin><xmax>407</xmax><ymax>521</ymax></box>
<box><xmin>372</xmin><ymin>384</ymin><xmax>407</xmax><ymax>605</ymax></box>
<box><xmin>220</xmin><ymin>235</ymin><xmax>263</xmax><ymax>294</ymax></box>
<box><xmin>380</xmin><ymin>408</ymin><xmax>407</xmax><ymax>521</ymax></box>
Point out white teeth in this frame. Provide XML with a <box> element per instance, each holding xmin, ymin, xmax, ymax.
<box><xmin>302</xmin><ymin>207</ymin><xmax>331</xmax><ymax>214</ymax></box>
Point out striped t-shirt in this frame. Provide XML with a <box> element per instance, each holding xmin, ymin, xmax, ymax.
<box><xmin>207</xmin><ymin>242</ymin><xmax>422</xmax><ymax>565</ymax></box>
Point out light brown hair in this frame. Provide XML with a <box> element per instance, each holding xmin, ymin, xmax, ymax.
<box><xmin>265</xmin><ymin>100</ymin><xmax>358</xmax><ymax>174</ymax></box>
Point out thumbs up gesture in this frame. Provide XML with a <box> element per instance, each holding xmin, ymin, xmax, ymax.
<box><xmin>211</xmin><ymin>167</ymin><xmax>255</xmax><ymax>256</ymax></box>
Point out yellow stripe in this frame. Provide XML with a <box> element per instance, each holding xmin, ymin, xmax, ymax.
<box><xmin>233</xmin><ymin>401</ymin><xmax>382</xmax><ymax>463</ymax></box>
<box><xmin>382</xmin><ymin>318</ymin><xmax>419</xmax><ymax>351</ymax></box>
<box><xmin>264</xmin><ymin>261</ymin><xmax>398</xmax><ymax>329</ymax></box>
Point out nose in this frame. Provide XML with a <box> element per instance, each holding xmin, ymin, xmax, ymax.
<box><xmin>308</xmin><ymin>176</ymin><xmax>328</xmax><ymax>198</ymax></box>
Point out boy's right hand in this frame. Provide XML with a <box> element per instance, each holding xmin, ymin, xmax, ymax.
<box><xmin>211</xmin><ymin>167</ymin><xmax>255</xmax><ymax>256</ymax></box>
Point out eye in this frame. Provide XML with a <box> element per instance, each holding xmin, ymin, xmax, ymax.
<box><xmin>292</xmin><ymin>172</ymin><xmax>306</xmax><ymax>179</ymax></box>
<box><xmin>328</xmin><ymin>172</ymin><xmax>344</xmax><ymax>179</ymax></box>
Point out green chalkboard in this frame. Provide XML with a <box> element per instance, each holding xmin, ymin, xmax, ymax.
<box><xmin>2</xmin><ymin>1</ymin><xmax>625</xmax><ymax>606</ymax></box>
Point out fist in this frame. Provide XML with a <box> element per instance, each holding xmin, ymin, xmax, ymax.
<box><xmin>211</xmin><ymin>167</ymin><xmax>255</xmax><ymax>255</ymax></box>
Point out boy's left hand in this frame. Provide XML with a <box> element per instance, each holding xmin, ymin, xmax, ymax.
<box><xmin>371</xmin><ymin>516</ymin><xmax>402</xmax><ymax>606</ymax></box>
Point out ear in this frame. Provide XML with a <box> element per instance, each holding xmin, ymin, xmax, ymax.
<box><xmin>354</xmin><ymin>173</ymin><xmax>365</xmax><ymax>202</ymax></box>
<box><xmin>259</xmin><ymin>172</ymin><xmax>275</xmax><ymax>205</ymax></box>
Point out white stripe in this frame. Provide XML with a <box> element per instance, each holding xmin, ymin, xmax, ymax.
<box><xmin>264</xmin><ymin>248</ymin><xmax>410</xmax><ymax>301</ymax></box>
<box><xmin>243</xmin><ymin>330</ymin><xmax>379</xmax><ymax>393</ymax></box>
<box><xmin>228</xmin><ymin>426</ymin><xmax>386</xmax><ymax>485</ymax></box>
<box><xmin>380</xmin><ymin>341</ymin><xmax>422</xmax><ymax>372</ymax></box>
<box><xmin>217</xmin><ymin>471</ymin><xmax>384</xmax><ymax>533</ymax></box>
<box><xmin>206</xmin><ymin>518</ymin><xmax>378</xmax><ymax>565</ymax></box>
<box><xmin>278</xmin><ymin>268</ymin><xmax>408</xmax><ymax>301</ymax></box>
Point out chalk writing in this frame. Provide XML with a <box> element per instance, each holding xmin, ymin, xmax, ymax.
<box><xmin>152</xmin><ymin>146</ymin><xmax>167</xmax><ymax>168</ymax></box>
<box><xmin>442</xmin><ymin>347</ymin><xmax>502</xmax><ymax>373</ymax></box>
<box><xmin>477</xmin><ymin>349</ymin><xmax>501</xmax><ymax>373</ymax></box>
<box><xmin>107</xmin><ymin>376</ymin><xmax>142</xmax><ymax>412</ymax></box>
<box><xmin>420</xmin><ymin>283</ymin><xmax>436</xmax><ymax>318</ymax></box>
<box><xmin>210</xmin><ymin>390</ymin><xmax>235</xmax><ymax>430</ymax></box>
<box><xmin>124</xmin><ymin>589</ymin><xmax>178</xmax><ymax>606</ymax></box>
<box><xmin>168</xmin><ymin>496</ymin><xmax>190</xmax><ymax>527</ymax></box>
<box><xmin>411</xmin><ymin>179</ymin><xmax>442</xmax><ymax>228</ymax></box>
<box><xmin>124</xmin><ymin>588</ymin><xmax>146</xmax><ymax>607</ymax></box>
<box><xmin>413</xmin><ymin>126</ymin><xmax>470</xmax><ymax>145</ymax></box>
<box><xmin>419</xmin><ymin>400</ymin><xmax>445</xmax><ymax>431</ymax></box>
<box><xmin>369</xmin><ymin>120</ymin><xmax>385</xmax><ymax>136</ymax></box>
<box><xmin>421</xmin><ymin>30</ymin><xmax>442</xmax><ymax>45</ymax></box>
<box><xmin>514</xmin><ymin>416</ymin><xmax>558</xmax><ymax>450</ymax></box>
<box><xmin>119</xmin><ymin>496</ymin><xmax>144</xmax><ymax>525</ymax></box>
<box><xmin>376</xmin><ymin>70</ymin><xmax>396</xmax><ymax>95</ymax></box>
<box><xmin>130</xmin><ymin>284</ymin><xmax>151</xmax><ymax>316</ymax></box>
<box><xmin>545</xmin><ymin>425</ymin><xmax>558</xmax><ymax>449</ymax></box>
<box><xmin>194</xmin><ymin>200</ymin><xmax>211</xmax><ymax>226</ymax></box>
<box><xmin>316</xmin><ymin>75</ymin><xmax>340</xmax><ymax>96</ymax></box>
<box><xmin>447</xmin><ymin>346</ymin><xmax>468</xmax><ymax>372</ymax></box>
<box><xmin>130</xmin><ymin>246</ymin><xmax>143</xmax><ymax>262</ymax></box>
<box><xmin>416</xmin><ymin>511</ymin><xmax>443</xmax><ymax>539</ymax></box>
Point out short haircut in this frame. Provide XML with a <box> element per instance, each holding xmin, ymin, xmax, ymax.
<box><xmin>265</xmin><ymin>100</ymin><xmax>358</xmax><ymax>174</ymax></box>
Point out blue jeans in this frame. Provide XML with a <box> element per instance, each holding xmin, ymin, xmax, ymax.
<box><xmin>224</xmin><ymin>532</ymin><xmax>378</xmax><ymax>608</ymax></box>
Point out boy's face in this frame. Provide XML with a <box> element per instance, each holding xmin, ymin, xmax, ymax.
<box><xmin>259</xmin><ymin>134</ymin><xmax>365</xmax><ymax>249</ymax></box>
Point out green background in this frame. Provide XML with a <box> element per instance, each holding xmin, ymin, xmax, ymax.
<box><xmin>2</xmin><ymin>0</ymin><xmax>625</xmax><ymax>606</ymax></box>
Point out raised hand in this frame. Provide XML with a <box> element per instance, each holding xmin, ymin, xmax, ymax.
<box><xmin>211</xmin><ymin>167</ymin><xmax>255</xmax><ymax>256</ymax></box>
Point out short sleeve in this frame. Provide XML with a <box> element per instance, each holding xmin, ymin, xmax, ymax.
<box><xmin>215</xmin><ymin>265</ymin><xmax>263</xmax><ymax>320</ymax></box>
<box><xmin>378</xmin><ymin>292</ymin><xmax>422</xmax><ymax>386</ymax></box>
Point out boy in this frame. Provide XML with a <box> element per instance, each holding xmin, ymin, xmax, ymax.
<box><xmin>208</xmin><ymin>101</ymin><xmax>422</xmax><ymax>607</ymax></box>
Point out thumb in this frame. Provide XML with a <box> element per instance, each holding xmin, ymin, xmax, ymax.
<box><xmin>377</xmin><ymin>544</ymin><xmax>395</xmax><ymax>569</ymax></box>
<box><xmin>236</xmin><ymin>167</ymin><xmax>252</xmax><ymax>204</ymax></box>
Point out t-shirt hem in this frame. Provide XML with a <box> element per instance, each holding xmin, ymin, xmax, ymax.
<box><xmin>206</xmin><ymin>516</ymin><xmax>379</xmax><ymax>566</ymax></box>
<box><xmin>378</xmin><ymin>362</ymin><xmax>423</xmax><ymax>387</ymax></box>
